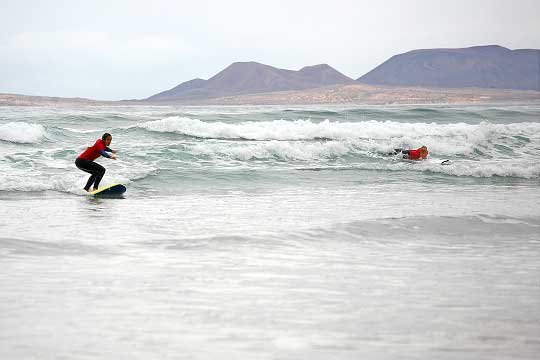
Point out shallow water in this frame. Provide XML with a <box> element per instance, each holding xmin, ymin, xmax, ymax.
<box><xmin>1</xmin><ymin>104</ymin><xmax>539</xmax><ymax>359</ymax></box>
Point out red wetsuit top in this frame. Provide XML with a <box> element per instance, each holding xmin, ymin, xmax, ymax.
<box><xmin>78</xmin><ymin>139</ymin><xmax>107</xmax><ymax>161</ymax></box>
<box><xmin>408</xmin><ymin>147</ymin><xmax>428</xmax><ymax>160</ymax></box>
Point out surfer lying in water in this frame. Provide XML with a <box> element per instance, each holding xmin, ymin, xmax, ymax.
<box><xmin>75</xmin><ymin>133</ymin><xmax>117</xmax><ymax>192</ymax></box>
<box><xmin>389</xmin><ymin>146</ymin><xmax>429</xmax><ymax>160</ymax></box>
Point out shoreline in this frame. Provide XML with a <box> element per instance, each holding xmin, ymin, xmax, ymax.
<box><xmin>1</xmin><ymin>84</ymin><xmax>539</xmax><ymax>107</ymax></box>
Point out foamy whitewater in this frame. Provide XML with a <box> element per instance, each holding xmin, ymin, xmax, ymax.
<box><xmin>1</xmin><ymin>104</ymin><xmax>539</xmax><ymax>359</ymax></box>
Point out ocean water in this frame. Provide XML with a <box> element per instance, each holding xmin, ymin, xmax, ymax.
<box><xmin>1</xmin><ymin>104</ymin><xmax>539</xmax><ymax>359</ymax></box>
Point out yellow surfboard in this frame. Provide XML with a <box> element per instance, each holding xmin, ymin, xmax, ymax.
<box><xmin>88</xmin><ymin>183</ymin><xmax>127</xmax><ymax>197</ymax></box>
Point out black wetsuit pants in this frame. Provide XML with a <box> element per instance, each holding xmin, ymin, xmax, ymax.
<box><xmin>75</xmin><ymin>158</ymin><xmax>106</xmax><ymax>191</ymax></box>
<box><xmin>393</xmin><ymin>149</ymin><xmax>410</xmax><ymax>155</ymax></box>
<box><xmin>388</xmin><ymin>149</ymin><xmax>410</xmax><ymax>155</ymax></box>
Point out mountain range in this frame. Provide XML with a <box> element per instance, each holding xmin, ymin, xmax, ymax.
<box><xmin>146</xmin><ymin>45</ymin><xmax>539</xmax><ymax>103</ymax></box>
<box><xmin>147</xmin><ymin>62</ymin><xmax>356</xmax><ymax>101</ymax></box>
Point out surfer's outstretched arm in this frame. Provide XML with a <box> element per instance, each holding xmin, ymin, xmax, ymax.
<box><xmin>99</xmin><ymin>149</ymin><xmax>117</xmax><ymax>160</ymax></box>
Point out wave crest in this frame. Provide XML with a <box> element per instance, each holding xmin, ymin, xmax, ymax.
<box><xmin>0</xmin><ymin>122</ymin><xmax>47</xmax><ymax>143</ymax></box>
<box><xmin>191</xmin><ymin>140</ymin><xmax>351</xmax><ymax>161</ymax></box>
<box><xmin>137</xmin><ymin>116</ymin><xmax>540</xmax><ymax>142</ymax></box>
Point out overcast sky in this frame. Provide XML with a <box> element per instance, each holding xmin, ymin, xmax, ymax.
<box><xmin>1</xmin><ymin>0</ymin><xmax>539</xmax><ymax>100</ymax></box>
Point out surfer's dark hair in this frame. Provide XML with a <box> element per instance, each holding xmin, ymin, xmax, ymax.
<box><xmin>102</xmin><ymin>133</ymin><xmax>112</xmax><ymax>141</ymax></box>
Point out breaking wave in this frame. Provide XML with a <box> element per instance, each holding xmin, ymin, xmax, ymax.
<box><xmin>0</xmin><ymin>122</ymin><xmax>47</xmax><ymax>143</ymax></box>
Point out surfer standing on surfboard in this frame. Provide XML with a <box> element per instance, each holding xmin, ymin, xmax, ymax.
<box><xmin>390</xmin><ymin>146</ymin><xmax>429</xmax><ymax>160</ymax></box>
<box><xmin>75</xmin><ymin>133</ymin><xmax>117</xmax><ymax>192</ymax></box>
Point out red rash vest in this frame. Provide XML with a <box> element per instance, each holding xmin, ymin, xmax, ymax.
<box><xmin>408</xmin><ymin>147</ymin><xmax>428</xmax><ymax>160</ymax></box>
<box><xmin>78</xmin><ymin>139</ymin><xmax>106</xmax><ymax>161</ymax></box>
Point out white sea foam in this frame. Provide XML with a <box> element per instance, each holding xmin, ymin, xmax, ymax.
<box><xmin>311</xmin><ymin>159</ymin><xmax>540</xmax><ymax>179</ymax></box>
<box><xmin>138</xmin><ymin>117</ymin><xmax>540</xmax><ymax>156</ymax></box>
<box><xmin>62</xmin><ymin>127</ymin><xmax>103</xmax><ymax>134</ymax></box>
<box><xmin>191</xmin><ymin>140</ymin><xmax>350</xmax><ymax>161</ymax></box>
<box><xmin>0</xmin><ymin>122</ymin><xmax>47</xmax><ymax>143</ymax></box>
<box><xmin>434</xmin><ymin>160</ymin><xmax>540</xmax><ymax>179</ymax></box>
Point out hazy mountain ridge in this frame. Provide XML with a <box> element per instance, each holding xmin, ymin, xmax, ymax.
<box><xmin>147</xmin><ymin>62</ymin><xmax>356</xmax><ymax>101</ymax></box>
<box><xmin>358</xmin><ymin>45</ymin><xmax>540</xmax><ymax>90</ymax></box>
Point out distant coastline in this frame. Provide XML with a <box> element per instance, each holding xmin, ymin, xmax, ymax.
<box><xmin>2</xmin><ymin>45</ymin><xmax>539</xmax><ymax>107</ymax></box>
<box><xmin>1</xmin><ymin>84</ymin><xmax>539</xmax><ymax>107</ymax></box>
<box><xmin>192</xmin><ymin>84</ymin><xmax>540</xmax><ymax>106</ymax></box>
